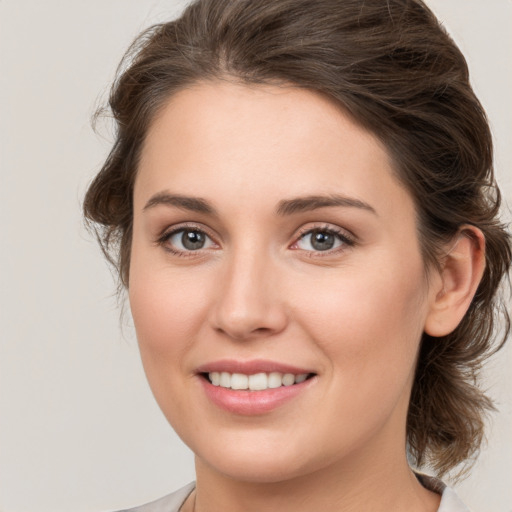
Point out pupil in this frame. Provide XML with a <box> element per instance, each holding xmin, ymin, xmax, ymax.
<box><xmin>311</xmin><ymin>231</ymin><xmax>334</xmax><ymax>251</ymax></box>
<box><xmin>182</xmin><ymin>230</ymin><xmax>205</xmax><ymax>250</ymax></box>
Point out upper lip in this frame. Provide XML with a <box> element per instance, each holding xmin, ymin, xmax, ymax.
<box><xmin>195</xmin><ymin>359</ymin><xmax>315</xmax><ymax>375</ymax></box>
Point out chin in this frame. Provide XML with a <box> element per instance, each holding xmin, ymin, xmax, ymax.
<box><xmin>205</xmin><ymin>457</ymin><xmax>308</xmax><ymax>484</ymax></box>
<box><xmin>194</xmin><ymin>438</ymin><xmax>329</xmax><ymax>484</ymax></box>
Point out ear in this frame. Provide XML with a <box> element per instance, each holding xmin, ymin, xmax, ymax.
<box><xmin>424</xmin><ymin>226</ymin><xmax>486</xmax><ymax>337</ymax></box>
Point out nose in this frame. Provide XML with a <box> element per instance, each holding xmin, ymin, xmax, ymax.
<box><xmin>209</xmin><ymin>250</ymin><xmax>288</xmax><ymax>341</ymax></box>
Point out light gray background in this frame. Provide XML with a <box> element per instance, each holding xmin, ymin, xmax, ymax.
<box><xmin>0</xmin><ymin>1</ymin><xmax>510</xmax><ymax>511</ymax></box>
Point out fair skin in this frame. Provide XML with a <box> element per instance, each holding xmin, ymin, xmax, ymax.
<box><xmin>129</xmin><ymin>81</ymin><xmax>485</xmax><ymax>512</ymax></box>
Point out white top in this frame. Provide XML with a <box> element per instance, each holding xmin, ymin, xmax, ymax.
<box><xmin>117</xmin><ymin>476</ymin><xmax>470</xmax><ymax>512</ymax></box>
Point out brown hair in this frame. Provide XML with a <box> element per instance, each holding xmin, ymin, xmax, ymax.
<box><xmin>84</xmin><ymin>0</ymin><xmax>511</xmax><ymax>477</ymax></box>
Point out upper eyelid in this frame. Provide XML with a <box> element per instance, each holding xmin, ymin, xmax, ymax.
<box><xmin>294</xmin><ymin>223</ymin><xmax>356</xmax><ymax>241</ymax></box>
<box><xmin>159</xmin><ymin>222</ymin><xmax>216</xmax><ymax>240</ymax></box>
<box><xmin>290</xmin><ymin>224</ymin><xmax>357</xmax><ymax>254</ymax></box>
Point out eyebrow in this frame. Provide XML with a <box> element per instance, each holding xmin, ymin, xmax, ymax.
<box><xmin>143</xmin><ymin>192</ymin><xmax>376</xmax><ymax>217</ymax></box>
<box><xmin>143</xmin><ymin>192</ymin><xmax>217</xmax><ymax>215</ymax></box>
<box><xmin>276</xmin><ymin>194</ymin><xmax>377</xmax><ymax>216</ymax></box>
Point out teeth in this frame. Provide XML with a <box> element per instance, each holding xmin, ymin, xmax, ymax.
<box><xmin>295</xmin><ymin>373</ymin><xmax>308</xmax><ymax>384</ymax></box>
<box><xmin>207</xmin><ymin>371</ymin><xmax>310</xmax><ymax>390</ymax></box>
<box><xmin>249</xmin><ymin>372</ymin><xmax>268</xmax><ymax>390</ymax></box>
<box><xmin>220</xmin><ymin>372</ymin><xmax>231</xmax><ymax>388</ymax></box>
<box><xmin>268</xmin><ymin>372</ymin><xmax>283</xmax><ymax>389</ymax></box>
<box><xmin>282</xmin><ymin>373</ymin><xmax>295</xmax><ymax>386</ymax></box>
<box><xmin>231</xmin><ymin>373</ymin><xmax>249</xmax><ymax>390</ymax></box>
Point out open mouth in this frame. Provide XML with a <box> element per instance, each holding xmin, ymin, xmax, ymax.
<box><xmin>202</xmin><ymin>371</ymin><xmax>316</xmax><ymax>391</ymax></box>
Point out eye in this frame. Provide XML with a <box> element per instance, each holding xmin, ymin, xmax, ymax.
<box><xmin>166</xmin><ymin>228</ymin><xmax>215</xmax><ymax>252</ymax></box>
<box><xmin>294</xmin><ymin>228</ymin><xmax>353</xmax><ymax>252</ymax></box>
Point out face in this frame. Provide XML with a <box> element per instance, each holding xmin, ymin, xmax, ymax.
<box><xmin>129</xmin><ymin>81</ymin><xmax>438</xmax><ymax>483</ymax></box>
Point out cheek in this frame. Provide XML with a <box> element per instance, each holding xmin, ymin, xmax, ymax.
<box><xmin>292</xmin><ymin>259</ymin><xmax>428</xmax><ymax>390</ymax></box>
<box><xmin>128</xmin><ymin>258</ymin><xmax>210</xmax><ymax>356</ymax></box>
<box><xmin>127</xmin><ymin>252</ymin><xmax>216</xmax><ymax>429</ymax></box>
<box><xmin>297</xmin><ymin>270</ymin><xmax>427</xmax><ymax>448</ymax></box>
<box><xmin>128</xmin><ymin>259</ymin><xmax>210</xmax><ymax>428</ymax></box>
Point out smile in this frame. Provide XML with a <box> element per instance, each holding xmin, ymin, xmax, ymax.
<box><xmin>206</xmin><ymin>371</ymin><xmax>311</xmax><ymax>391</ymax></box>
<box><xmin>196</xmin><ymin>362</ymin><xmax>317</xmax><ymax>415</ymax></box>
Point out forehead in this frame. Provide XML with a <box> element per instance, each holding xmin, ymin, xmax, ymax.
<box><xmin>135</xmin><ymin>80</ymin><xmax>413</xmax><ymax>220</ymax></box>
<box><xmin>140</xmin><ymin>80</ymin><xmax>386</xmax><ymax>171</ymax></box>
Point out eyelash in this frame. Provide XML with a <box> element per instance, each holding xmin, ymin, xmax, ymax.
<box><xmin>292</xmin><ymin>224</ymin><xmax>356</xmax><ymax>256</ymax></box>
<box><xmin>156</xmin><ymin>223</ymin><xmax>218</xmax><ymax>258</ymax></box>
<box><xmin>156</xmin><ymin>223</ymin><xmax>356</xmax><ymax>257</ymax></box>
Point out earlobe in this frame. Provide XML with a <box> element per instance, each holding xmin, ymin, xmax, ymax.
<box><xmin>424</xmin><ymin>227</ymin><xmax>486</xmax><ymax>337</ymax></box>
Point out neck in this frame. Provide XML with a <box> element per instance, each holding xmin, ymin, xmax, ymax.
<box><xmin>192</xmin><ymin>446</ymin><xmax>440</xmax><ymax>512</ymax></box>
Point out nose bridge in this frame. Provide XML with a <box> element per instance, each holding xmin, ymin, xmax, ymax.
<box><xmin>211</xmin><ymin>242</ymin><xmax>286</xmax><ymax>339</ymax></box>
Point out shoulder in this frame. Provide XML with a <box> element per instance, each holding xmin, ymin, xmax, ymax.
<box><xmin>114</xmin><ymin>482</ymin><xmax>195</xmax><ymax>512</ymax></box>
<box><xmin>438</xmin><ymin>486</ymin><xmax>472</xmax><ymax>512</ymax></box>
<box><xmin>416</xmin><ymin>473</ymin><xmax>471</xmax><ymax>512</ymax></box>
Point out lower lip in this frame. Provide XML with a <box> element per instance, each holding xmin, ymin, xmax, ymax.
<box><xmin>200</xmin><ymin>377</ymin><xmax>314</xmax><ymax>415</ymax></box>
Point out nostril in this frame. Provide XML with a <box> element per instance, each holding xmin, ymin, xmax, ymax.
<box><xmin>214</xmin><ymin>324</ymin><xmax>276</xmax><ymax>341</ymax></box>
<box><xmin>253</xmin><ymin>327</ymin><xmax>273</xmax><ymax>335</ymax></box>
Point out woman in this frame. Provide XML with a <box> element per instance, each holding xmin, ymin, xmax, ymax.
<box><xmin>83</xmin><ymin>0</ymin><xmax>511</xmax><ymax>510</ymax></box>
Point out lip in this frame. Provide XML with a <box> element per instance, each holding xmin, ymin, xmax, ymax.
<box><xmin>195</xmin><ymin>359</ymin><xmax>313</xmax><ymax>375</ymax></box>
<box><xmin>196</xmin><ymin>359</ymin><xmax>316</xmax><ymax>415</ymax></box>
